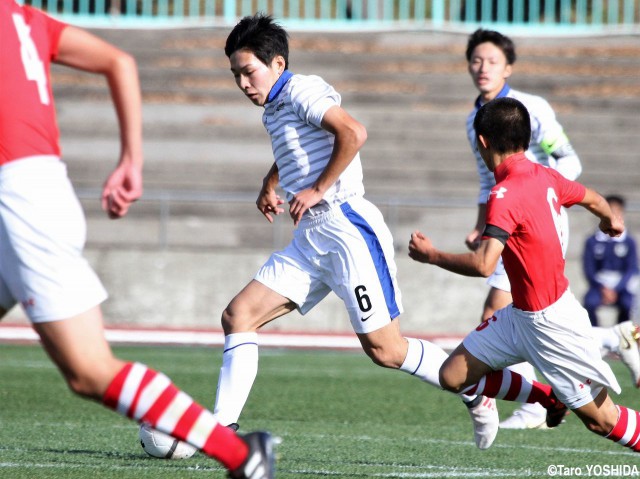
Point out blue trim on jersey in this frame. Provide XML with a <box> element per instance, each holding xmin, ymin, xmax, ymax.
<box><xmin>474</xmin><ymin>83</ymin><xmax>511</xmax><ymax>109</ymax></box>
<box><xmin>266</xmin><ymin>70</ymin><xmax>293</xmax><ymax>104</ymax></box>
<box><xmin>340</xmin><ymin>202</ymin><xmax>400</xmax><ymax>319</ymax></box>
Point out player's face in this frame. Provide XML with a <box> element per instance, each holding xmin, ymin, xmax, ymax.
<box><xmin>229</xmin><ymin>49</ymin><xmax>284</xmax><ymax>106</ymax></box>
<box><xmin>468</xmin><ymin>42</ymin><xmax>512</xmax><ymax>101</ymax></box>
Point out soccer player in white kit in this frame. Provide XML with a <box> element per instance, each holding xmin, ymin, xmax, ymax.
<box><xmin>215</xmin><ymin>13</ymin><xmax>499</xmax><ymax>450</ymax></box>
<box><xmin>410</xmin><ymin>97</ymin><xmax>640</xmax><ymax>453</ymax></box>
<box><xmin>463</xmin><ymin>28</ymin><xmax>640</xmax><ymax>429</ymax></box>
<box><xmin>0</xmin><ymin>2</ymin><xmax>273</xmax><ymax>476</ymax></box>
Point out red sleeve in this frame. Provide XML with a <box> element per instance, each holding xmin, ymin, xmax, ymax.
<box><xmin>484</xmin><ymin>185</ymin><xmax>519</xmax><ymax>238</ymax></box>
<box><xmin>549</xmin><ymin>168</ymin><xmax>586</xmax><ymax>208</ymax></box>
<box><xmin>23</xmin><ymin>5</ymin><xmax>68</xmax><ymax>60</ymax></box>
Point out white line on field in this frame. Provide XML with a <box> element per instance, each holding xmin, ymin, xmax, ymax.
<box><xmin>0</xmin><ymin>324</ymin><xmax>463</xmax><ymax>351</ymax></box>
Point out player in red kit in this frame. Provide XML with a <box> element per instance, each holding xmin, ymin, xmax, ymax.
<box><xmin>0</xmin><ymin>1</ymin><xmax>274</xmax><ymax>476</ymax></box>
<box><xmin>409</xmin><ymin>97</ymin><xmax>640</xmax><ymax>452</ymax></box>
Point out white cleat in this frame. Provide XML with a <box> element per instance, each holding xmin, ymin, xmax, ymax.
<box><xmin>614</xmin><ymin>321</ymin><xmax>640</xmax><ymax>388</ymax></box>
<box><xmin>466</xmin><ymin>396</ymin><xmax>499</xmax><ymax>450</ymax></box>
<box><xmin>499</xmin><ymin>409</ymin><xmax>548</xmax><ymax>430</ymax></box>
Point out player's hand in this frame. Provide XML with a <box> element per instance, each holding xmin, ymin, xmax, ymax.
<box><xmin>256</xmin><ymin>189</ymin><xmax>285</xmax><ymax>223</ymax></box>
<box><xmin>465</xmin><ymin>229</ymin><xmax>482</xmax><ymax>251</ymax></box>
<box><xmin>101</xmin><ymin>162</ymin><xmax>142</xmax><ymax>219</ymax></box>
<box><xmin>599</xmin><ymin>213</ymin><xmax>624</xmax><ymax>238</ymax></box>
<box><xmin>289</xmin><ymin>188</ymin><xmax>323</xmax><ymax>226</ymax></box>
<box><xmin>601</xmin><ymin>287</ymin><xmax>618</xmax><ymax>305</ymax></box>
<box><xmin>408</xmin><ymin>230</ymin><xmax>435</xmax><ymax>263</ymax></box>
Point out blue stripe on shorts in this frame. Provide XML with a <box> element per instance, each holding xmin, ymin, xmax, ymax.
<box><xmin>340</xmin><ymin>202</ymin><xmax>400</xmax><ymax>318</ymax></box>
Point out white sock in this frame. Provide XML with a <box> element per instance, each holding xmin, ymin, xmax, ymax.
<box><xmin>507</xmin><ymin>362</ymin><xmax>546</xmax><ymax>416</ymax></box>
<box><xmin>399</xmin><ymin>337</ymin><xmax>448</xmax><ymax>388</ymax></box>
<box><xmin>592</xmin><ymin>326</ymin><xmax>620</xmax><ymax>352</ymax></box>
<box><xmin>213</xmin><ymin>332</ymin><xmax>259</xmax><ymax>426</ymax></box>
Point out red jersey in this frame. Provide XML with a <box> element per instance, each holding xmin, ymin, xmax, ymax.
<box><xmin>0</xmin><ymin>0</ymin><xmax>67</xmax><ymax>164</ymax></box>
<box><xmin>483</xmin><ymin>153</ymin><xmax>586</xmax><ymax>311</ymax></box>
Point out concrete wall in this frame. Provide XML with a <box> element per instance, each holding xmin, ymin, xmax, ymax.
<box><xmin>4</xmin><ymin>245</ymin><xmax>598</xmax><ymax>335</ymax></box>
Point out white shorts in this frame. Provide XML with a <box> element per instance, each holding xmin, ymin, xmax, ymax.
<box><xmin>463</xmin><ymin>289</ymin><xmax>621</xmax><ymax>409</ymax></box>
<box><xmin>0</xmin><ymin>156</ymin><xmax>107</xmax><ymax>323</ymax></box>
<box><xmin>255</xmin><ymin>196</ymin><xmax>403</xmax><ymax>334</ymax></box>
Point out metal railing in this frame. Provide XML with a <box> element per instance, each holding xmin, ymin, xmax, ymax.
<box><xmin>24</xmin><ymin>0</ymin><xmax>640</xmax><ymax>30</ymax></box>
<box><xmin>77</xmin><ymin>188</ymin><xmax>640</xmax><ymax>251</ymax></box>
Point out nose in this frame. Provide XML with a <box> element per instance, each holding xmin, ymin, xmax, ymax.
<box><xmin>237</xmin><ymin>75</ymin><xmax>250</xmax><ymax>90</ymax></box>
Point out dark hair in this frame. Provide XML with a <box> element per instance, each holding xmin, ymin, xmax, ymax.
<box><xmin>474</xmin><ymin>97</ymin><xmax>531</xmax><ymax>154</ymax></box>
<box><xmin>606</xmin><ymin>194</ymin><xmax>626</xmax><ymax>208</ymax></box>
<box><xmin>224</xmin><ymin>13</ymin><xmax>290</xmax><ymax>69</ymax></box>
<box><xmin>465</xmin><ymin>29</ymin><xmax>516</xmax><ymax>65</ymax></box>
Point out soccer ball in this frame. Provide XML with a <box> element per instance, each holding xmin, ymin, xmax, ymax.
<box><xmin>139</xmin><ymin>423</ymin><xmax>197</xmax><ymax>459</ymax></box>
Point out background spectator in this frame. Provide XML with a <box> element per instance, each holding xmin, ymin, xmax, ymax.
<box><xmin>583</xmin><ymin>195</ymin><xmax>639</xmax><ymax>326</ymax></box>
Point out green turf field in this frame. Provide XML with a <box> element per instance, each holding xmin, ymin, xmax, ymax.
<box><xmin>1</xmin><ymin>343</ymin><xmax>638</xmax><ymax>478</ymax></box>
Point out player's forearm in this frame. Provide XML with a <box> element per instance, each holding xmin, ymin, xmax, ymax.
<box><xmin>106</xmin><ymin>53</ymin><xmax>144</xmax><ymax>168</ymax></box>
<box><xmin>428</xmin><ymin>249</ymin><xmax>489</xmax><ymax>278</ymax></box>
<box><xmin>262</xmin><ymin>163</ymin><xmax>280</xmax><ymax>191</ymax></box>
<box><xmin>581</xmin><ymin>188</ymin><xmax>612</xmax><ymax>222</ymax></box>
<box><xmin>313</xmin><ymin>127</ymin><xmax>365</xmax><ymax>195</ymax></box>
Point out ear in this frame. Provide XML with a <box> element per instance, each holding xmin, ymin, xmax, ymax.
<box><xmin>272</xmin><ymin>55</ymin><xmax>286</xmax><ymax>75</ymax></box>
<box><xmin>504</xmin><ymin>63</ymin><xmax>513</xmax><ymax>80</ymax></box>
<box><xmin>477</xmin><ymin>134</ymin><xmax>490</xmax><ymax>150</ymax></box>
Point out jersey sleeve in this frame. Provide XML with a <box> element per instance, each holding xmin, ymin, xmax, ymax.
<box><xmin>484</xmin><ymin>186</ymin><xmax>519</xmax><ymax>237</ymax></box>
<box><xmin>290</xmin><ymin>75</ymin><xmax>341</xmax><ymax>128</ymax></box>
<box><xmin>549</xmin><ymin>168</ymin><xmax>586</xmax><ymax>208</ymax></box>
<box><xmin>24</xmin><ymin>5</ymin><xmax>67</xmax><ymax>59</ymax></box>
<box><xmin>529</xmin><ymin>95</ymin><xmax>582</xmax><ymax>180</ymax></box>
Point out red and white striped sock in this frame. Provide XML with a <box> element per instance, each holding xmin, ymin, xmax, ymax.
<box><xmin>102</xmin><ymin>362</ymin><xmax>248</xmax><ymax>469</ymax></box>
<box><xmin>462</xmin><ymin>369</ymin><xmax>559</xmax><ymax>409</ymax></box>
<box><xmin>605</xmin><ymin>405</ymin><xmax>640</xmax><ymax>452</ymax></box>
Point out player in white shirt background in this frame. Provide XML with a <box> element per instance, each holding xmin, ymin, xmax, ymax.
<box><xmin>462</xmin><ymin>28</ymin><xmax>640</xmax><ymax>430</ymax></box>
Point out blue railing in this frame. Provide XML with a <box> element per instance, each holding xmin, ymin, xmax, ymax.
<box><xmin>23</xmin><ymin>0</ymin><xmax>640</xmax><ymax>31</ymax></box>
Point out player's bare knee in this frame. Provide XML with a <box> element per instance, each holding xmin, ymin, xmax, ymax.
<box><xmin>221</xmin><ymin>305</ymin><xmax>257</xmax><ymax>334</ymax></box>
<box><xmin>221</xmin><ymin>306</ymin><xmax>235</xmax><ymax>333</ymax></box>
<box><xmin>364</xmin><ymin>346</ymin><xmax>403</xmax><ymax>369</ymax></box>
<box><xmin>439</xmin><ymin>367</ymin><xmax>464</xmax><ymax>393</ymax></box>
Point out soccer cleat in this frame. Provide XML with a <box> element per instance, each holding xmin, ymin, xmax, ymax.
<box><xmin>228</xmin><ymin>423</ymin><xmax>240</xmax><ymax>432</ymax></box>
<box><xmin>499</xmin><ymin>409</ymin><xmax>548</xmax><ymax>430</ymax></box>
<box><xmin>545</xmin><ymin>392</ymin><xmax>569</xmax><ymax>428</ymax></box>
<box><xmin>228</xmin><ymin>431</ymin><xmax>276</xmax><ymax>479</ymax></box>
<box><xmin>465</xmin><ymin>395</ymin><xmax>499</xmax><ymax>450</ymax></box>
<box><xmin>614</xmin><ymin>321</ymin><xmax>640</xmax><ymax>388</ymax></box>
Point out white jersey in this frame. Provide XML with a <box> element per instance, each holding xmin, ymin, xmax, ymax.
<box><xmin>262</xmin><ymin>72</ymin><xmax>364</xmax><ymax>211</ymax></box>
<box><xmin>466</xmin><ymin>85</ymin><xmax>582</xmax><ymax>204</ymax></box>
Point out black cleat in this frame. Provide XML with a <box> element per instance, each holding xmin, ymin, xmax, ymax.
<box><xmin>228</xmin><ymin>431</ymin><xmax>276</xmax><ymax>479</ymax></box>
<box><xmin>545</xmin><ymin>392</ymin><xmax>569</xmax><ymax>428</ymax></box>
<box><xmin>227</xmin><ymin>423</ymin><xmax>240</xmax><ymax>432</ymax></box>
